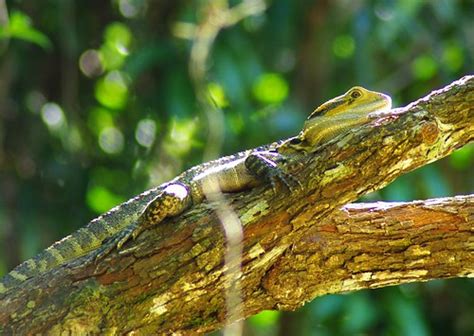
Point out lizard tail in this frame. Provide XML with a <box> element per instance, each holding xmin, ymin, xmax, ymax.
<box><xmin>0</xmin><ymin>188</ymin><xmax>157</xmax><ymax>295</ymax></box>
<box><xmin>0</xmin><ymin>226</ymin><xmax>106</xmax><ymax>295</ymax></box>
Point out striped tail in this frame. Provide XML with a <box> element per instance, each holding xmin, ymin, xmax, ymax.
<box><xmin>0</xmin><ymin>227</ymin><xmax>105</xmax><ymax>294</ymax></box>
<box><xmin>0</xmin><ymin>188</ymin><xmax>157</xmax><ymax>295</ymax></box>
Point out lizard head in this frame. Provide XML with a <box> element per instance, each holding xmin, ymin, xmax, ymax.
<box><xmin>278</xmin><ymin>86</ymin><xmax>392</xmax><ymax>153</ymax></box>
<box><xmin>278</xmin><ymin>136</ymin><xmax>310</xmax><ymax>154</ymax></box>
<box><xmin>306</xmin><ymin>86</ymin><xmax>392</xmax><ymax>120</ymax></box>
<box><xmin>298</xmin><ymin>86</ymin><xmax>392</xmax><ymax>147</ymax></box>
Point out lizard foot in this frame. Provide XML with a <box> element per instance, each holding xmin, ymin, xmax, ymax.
<box><xmin>94</xmin><ymin>223</ymin><xmax>139</xmax><ymax>261</ymax></box>
<box><xmin>95</xmin><ymin>183</ymin><xmax>192</xmax><ymax>261</ymax></box>
<box><xmin>245</xmin><ymin>152</ymin><xmax>302</xmax><ymax>192</ymax></box>
<box><xmin>267</xmin><ymin>168</ymin><xmax>302</xmax><ymax>193</ymax></box>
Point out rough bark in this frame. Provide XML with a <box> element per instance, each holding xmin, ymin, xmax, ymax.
<box><xmin>266</xmin><ymin>195</ymin><xmax>474</xmax><ymax>309</ymax></box>
<box><xmin>0</xmin><ymin>76</ymin><xmax>473</xmax><ymax>335</ymax></box>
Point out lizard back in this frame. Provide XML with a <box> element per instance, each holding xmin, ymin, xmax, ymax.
<box><xmin>0</xmin><ymin>140</ymin><xmax>282</xmax><ymax>295</ymax></box>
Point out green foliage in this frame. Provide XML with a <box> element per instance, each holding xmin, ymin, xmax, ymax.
<box><xmin>86</xmin><ymin>184</ymin><xmax>124</xmax><ymax>214</ymax></box>
<box><xmin>252</xmin><ymin>73</ymin><xmax>289</xmax><ymax>104</ymax></box>
<box><xmin>0</xmin><ymin>0</ymin><xmax>473</xmax><ymax>334</ymax></box>
<box><xmin>249</xmin><ymin>310</ymin><xmax>281</xmax><ymax>329</ymax></box>
<box><xmin>0</xmin><ymin>10</ymin><xmax>52</xmax><ymax>49</ymax></box>
<box><xmin>332</xmin><ymin>35</ymin><xmax>355</xmax><ymax>59</ymax></box>
<box><xmin>207</xmin><ymin>82</ymin><xmax>229</xmax><ymax>108</ymax></box>
<box><xmin>412</xmin><ymin>55</ymin><xmax>438</xmax><ymax>80</ymax></box>
<box><xmin>100</xmin><ymin>22</ymin><xmax>131</xmax><ymax>71</ymax></box>
<box><xmin>95</xmin><ymin>71</ymin><xmax>129</xmax><ymax>110</ymax></box>
<box><xmin>450</xmin><ymin>143</ymin><xmax>474</xmax><ymax>170</ymax></box>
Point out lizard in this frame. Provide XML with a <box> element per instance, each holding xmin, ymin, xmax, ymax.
<box><xmin>0</xmin><ymin>86</ymin><xmax>391</xmax><ymax>295</ymax></box>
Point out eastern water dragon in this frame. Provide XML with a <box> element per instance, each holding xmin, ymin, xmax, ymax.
<box><xmin>0</xmin><ymin>86</ymin><xmax>392</xmax><ymax>295</ymax></box>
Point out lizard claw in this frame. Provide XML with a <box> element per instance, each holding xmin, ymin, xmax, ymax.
<box><xmin>131</xmin><ymin>224</ymin><xmax>145</xmax><ymax>241</ymax></box>
<box><xmin>267</xmin><ymin>169</ymin><xmax>302</xmax><ymax>193</ymax></box>
<box><xmin>94</xmin><ymin>238</ymin><xmax>117</xmax><ymax>261</ymax></box>
<box><xmin>94</xmin><ymin>222</ymin><xmax>139</xmax><ymax>261</ymax></box>
<box><xmin>116</xmin><ymin>225</ymin><xmax>136</xmax><ymax>250</ymax></box>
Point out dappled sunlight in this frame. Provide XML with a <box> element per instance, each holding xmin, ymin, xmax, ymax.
<box><xmin>98</xmin><ymin>126</ymin><xmax>125</xmax><ymax>154</ymax></box>
<box><xmin>0</xmin><ymin>0</ymin><xmax>472</xmax><ymax>334</ymax></box>
<box><xmin>135</xmin><ymin>118</ymin><xmax>157</xmax><ymax>148</ymax></box>
<box><xmin>95</xmin><ymin>70</ymin><xmax>129</xmax><ymax>110</ymax></box>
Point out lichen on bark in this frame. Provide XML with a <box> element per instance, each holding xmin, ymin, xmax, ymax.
<box><xmin>0</xmin><ymin>76</ymin><xmax>473</xmax><ymax>335</ymax></box>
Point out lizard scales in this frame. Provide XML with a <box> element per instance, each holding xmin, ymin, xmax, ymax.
<box><xmin>0</xmin><ymin>86</ymin><xmax>391</xmax><ymax>295</ymax></box>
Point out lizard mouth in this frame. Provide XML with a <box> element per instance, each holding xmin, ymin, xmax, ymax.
<box><xmin>361</xmin><ymin>93</ymin><xmax>392</xmax><ymax>114</ymax></box>
<box><xmin>376</xmin><ymin>93</ymin><xmax>392</xmax><ymax>112</ymax></box>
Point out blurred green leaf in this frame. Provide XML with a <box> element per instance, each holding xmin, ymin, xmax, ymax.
<box><xmin>207</xmin><ymin>82</ymin><xmax>229</xmax><ymax>108</ymax></box>
<box><xmin>86</xmin><ymin>185</ymin><xmax>125</xmax><ymax>214</ymax></box>
<box><xmin>98</xmin><ymin>22</ymin><xmax>131</xmax><ymax>70</ymax></box>
<box><xmin>163</xmin><ymin>118</ymin><xmax>198</xmax><ymax>156</ymax></box>
<box><xmin>399</xmin><ymin>0</ymin><xmax>425</xmax><ymax>15</ymax></box>
<box><xmin>332</xmin><ymin>35</ymin><xmax>355</xmax><ymax>59</ymax></box>
<box><xmin>95</xmin><ymin>71</ymin><xmax>129</xmax><ymax>109</ymax></box>
<box><xmin>105</xmin><ymin>22</ymin><xmax>131</xmax><ymax>51</ymax></box>
<box><xmin>90</xmin><ymin>167</ymin><xmax>130</xmax><ymax>193</ymax></box>
<box><xmin>442</xmin><ymin>42</ymin><xmax>464</xmax><ymax>72</ymax></box>
<box><xmin>449</xmin><ymin>144</ymin><xmax>474</xmax><ymax>170</ymax></box>
<box><xmin>252</xmin><ymin>73</ymin><xmax>289</xmax><ymax>104</ymax></box>
<box><xmin>87</xmin><ymin>107</ymin><xmax>115</xmax><ymax>135</ymax></box>
<box><xmin>227</xmin><ymin>113</ymin><xmax>244</xmax><ymax>134</ymax></box>
<box><xmin>99</xmin><ymin>43</ymin><xmax>127</xmax><ymax>70</ymax></box>
<box><xmin>249</xmin><ymin>310</ymin><xmax>280</xmax><ymax>327</ymax></box>
<box><xmin>0</xmin><ymin>11</ymin><xmax>52</xmax><ymax>49</ymax></box>
<box><xmin>412</xmin><ymin>55</ymin><xmax>438</xmax><ymax>80</ymax></box>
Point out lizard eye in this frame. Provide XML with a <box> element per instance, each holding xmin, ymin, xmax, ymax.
<box><xmin>289</xmin><ymin>138</ymin><xmax>302</xmax><ymax>145</ymax></box>
<box><xmin>350</xmin><ymin>90</ymin><xmax>361</xmax><ymax>99</ymax></box>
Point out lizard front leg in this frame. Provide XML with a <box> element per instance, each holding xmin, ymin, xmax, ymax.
<box><xmin>244</xmin><ymin>152</ymin><xmax>301</xmax><ymax>192</ymax></box>
<box><xmin>124</xmin><ymin>182</ymin><xmax>192</xmax><ymax>244</ymax></box>
<box><xmin>96</xmin><ymin>182</ymin><xmax>192</xmax><ymax>259</ymax></box>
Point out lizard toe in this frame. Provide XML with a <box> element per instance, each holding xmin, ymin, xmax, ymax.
<box><xmin>280</xmin><ymin>174</ymin><xmax>302</xmax><ymax>192</ymax></box>
<box><xmin>267</xmin><ymin>169</ymin><xmax>301</xmax><ymax>193</ymax></box>
<box><xmin>94</xmin><ymin>223</ymin><xmax>139</xmax><ymax>261</ymax></box>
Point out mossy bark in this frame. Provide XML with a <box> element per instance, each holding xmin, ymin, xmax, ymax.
<box><xmin>0</xmin><ymin>76</ymin><xmax>473</xmax><ymax>335</ymax></box>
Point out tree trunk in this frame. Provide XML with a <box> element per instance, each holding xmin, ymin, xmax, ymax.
<box><xmin>0</xmin><ymin>76</ymin><xmax>473</xmax><ymax>335</ymax></box>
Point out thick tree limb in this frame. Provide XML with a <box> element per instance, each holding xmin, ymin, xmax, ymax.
<box><xmin>266</xmin><ymin>195</ymin><xmax>474</xmax><ymax>310</ymax></box>
<box><xmin>0</xmin><ymin>76</ymin><xmax>473</xmax><ymax>334</ymax></box>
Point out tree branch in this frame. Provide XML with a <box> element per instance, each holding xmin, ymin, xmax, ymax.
<box><xmin>265</xmin><ymin>195</ymin><xmax>474</xmax><ymax>310</ymax></box>
<box><xmin>0</xmin><ymin>76</ymin><xmax>473</xmax><ymax>334</ymax></box>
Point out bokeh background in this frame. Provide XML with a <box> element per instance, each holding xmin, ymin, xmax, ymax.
<box><xmin>0</xmin><ymin>0</ymin><xmax>473</xmax><ymax>335</ymax></box>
